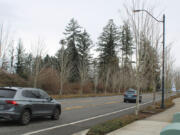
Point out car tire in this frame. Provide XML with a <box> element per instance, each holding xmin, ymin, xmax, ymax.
<box><xmin>124</xmin><ymin>99</ymin><xmax>126</xmax><ymax>103</ymax></box>
<box><xmin>20</xmin><ymin>109</ymin><xmax>31</xmax><ymax>125</ymax></box>
<box><xmin>51</xmin><ymin>107</ymin><xmax>60</xmax><ymax>120</ymax></box>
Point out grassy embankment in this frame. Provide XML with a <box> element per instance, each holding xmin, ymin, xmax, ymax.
<box><xmin>87</xmin><ymin>94</ymin><xmax>179</xmax><ymax>135</ymax></box>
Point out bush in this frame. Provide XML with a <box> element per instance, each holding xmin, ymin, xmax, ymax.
<box><xmin>0</xmin><ymin>70</ymin><xmax>28</xmax><ymax>87</ymax></box>
<box><xmin>87</xmin><ymin>119</ymin><xmax>123</xmax><ymax>135</ymax></box>
<box><xmin>37</xmin><ymin>68</ymin><xmax>59</xmax><ymax>94</ymax></box>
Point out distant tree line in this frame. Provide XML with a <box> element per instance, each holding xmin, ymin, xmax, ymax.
<box><xmin>0</xmin><ymin>18</ymin><xmax>162</xmax><ymax>94</ymax></box>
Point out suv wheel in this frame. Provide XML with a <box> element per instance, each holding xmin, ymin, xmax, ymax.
<box><xmin>20</xmin><ymin>109</ymin><xmax>31</xmax><ymax>125</ymax></box>
<box><xmin>51</xmin><ymin>107</ymin><xmax>60</xmax><ymax>120</ymax></box>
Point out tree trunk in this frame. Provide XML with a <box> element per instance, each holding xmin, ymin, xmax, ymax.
<box><xmin>135</xmin><ymin>87</ymin><xmax>140</xmax><ymax>115</ymax></box>
<box><xmin>33</xmin><ymin>58</ymin><xmax>39</xmax><ymax>88</ymax></box>
<box><xmin>152</xmin><ymin>81</ymin><xmax>156</xmax><ymax>108</ymax></box>
<box><xmin>80</xmin><ymin>80</ymin><xmax>83</xmax><ymax>95</ymax></box>
<box><xmin>60</xmin><ymin>73</ymin><xmax>63</xmax><ymax>95</ymax></box>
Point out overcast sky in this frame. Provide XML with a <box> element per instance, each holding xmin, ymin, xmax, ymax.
<box><xmin>0</xmin><ymin>0</ymin><xmax>179</xmax><ymax>68</ymax></box>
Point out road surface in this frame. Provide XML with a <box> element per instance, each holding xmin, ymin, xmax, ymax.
<box><xmin>0</xmin><ymin>93</ymin><xmax>161</xmax><ymax>135</ymax></box>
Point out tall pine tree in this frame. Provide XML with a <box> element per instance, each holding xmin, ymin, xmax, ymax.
<box><xmin>16</xmin><ymin>39</ymin><xmax>25</xmax><ymax>78</ymax></box>
<box><xmin>120</xmin><ymin>22</ymin><xmax>134</xmax><ymax>90</ymax></box>
<box><xmin>77</xmin><ymin>30</ymin><xmax>92</xmax><ymax>76</ymax></box>
<box><xmin>97</xmin><ymin>19</ymin><xmax>120</xmax><ymax>93</ymax></box>
<box><xmin>64</xmin><ymin>18</ymin><xmax>81</xmax><ymax>82</ymax></box>
<box><xmin>77</xmin><ymin>29</ymin><xmax>92</xmax><ymax>94</ymax></box>
<box><xmin>120</xmin><ymin>22</ymin><xmax>133</xmax><ymax>70</ymax></box>
<box><xmin>98</xmin><ymin>19</ymin><xmax>120</xmax><ymax>77</ymax></box>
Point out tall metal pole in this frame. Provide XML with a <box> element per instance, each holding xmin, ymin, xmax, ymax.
<box><xmin>161</xmin><ymin>14</ymin><xmax>165</xmax><ymax>109</ymax></box>
<box><xmin>133</xmin><ymin>10</ymin><xmax>166</xmax><ymax>109</ymax></box>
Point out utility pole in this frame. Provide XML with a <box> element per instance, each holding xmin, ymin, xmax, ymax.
<box><xmin>161</xmin><ymin>14</ymin><xmax>165</xmax><ymax>108</ymax></box>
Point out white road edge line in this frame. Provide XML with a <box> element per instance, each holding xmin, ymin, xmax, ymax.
<box><xmin>23</xmin><ymin>101</ymin><xmax>153</xmax><ymax>135</ymax></box>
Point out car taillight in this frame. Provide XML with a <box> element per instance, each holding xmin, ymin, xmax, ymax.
<box><xmin>6</xmin><ymin>100</ymin><xmax>18</xmax><ymax>105</ymax></box>
<box><xmin>133</xmin><ymin>94</ymin><xmax>137</xmax><ymax>96</ymax></box>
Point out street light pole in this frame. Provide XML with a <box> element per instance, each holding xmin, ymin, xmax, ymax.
<box><xmin>161</xmin><ymin>14</ymin><xmax>165</xmax><ymax>108</ymax></box>
<box><xmin>133</xmin><ymin>10</ymin><xmax>165</xmax><ymax>109</ymax></box>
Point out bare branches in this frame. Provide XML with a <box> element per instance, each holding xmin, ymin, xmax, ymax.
<box><xmin>124</xmin><ymin>0</ymin><xmax>162</xmax><ymax>115</ymax></box>
<box><xmin>0</xmin><ymin>23</ymin><xmax>13</xmax><ymax>70</ymax></box>
<box><xmin>31</xmin><ymin>38</ymin><xmax>47</xmax><ymax>88</ymax></box>
<box><xmin>165</xmin><ymin>43</ymin><xmax>175</xmax><ymax>97</ymax></box>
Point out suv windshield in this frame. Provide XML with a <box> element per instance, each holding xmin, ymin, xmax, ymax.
<box><xmin>0</xmin><ymin>89</ymin><xmax>16</xmax><ymax>98</ymax></box>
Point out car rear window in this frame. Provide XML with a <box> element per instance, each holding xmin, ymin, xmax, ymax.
<box><xmin>0</xmin><ymin>89</ymin><xmax>16</xmax><ymax>98</ymax></box>
<box><xmin>127</xmin><ymin>91</ymin><xmax>135</xmax><ymax>94</ymax></box>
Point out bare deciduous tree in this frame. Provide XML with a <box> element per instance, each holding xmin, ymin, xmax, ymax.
<box><xmin>58</xmin><ymin>39</ymin><xmax>71</xmax><ymax>95</ymax></box>
<box><xmin>31</xmin><ymin>38</ymin><xmax>47</xmax><ymax>88</ymax></box>
<box><xmin>0</xmin><ymin>23</ymin><xmax>13</xmax><ymax>70</ymax></box>
<box><xmin>124</xmin><ymin>0</ymin><xmax>162</xmax><ymax>115</ymax></box>
<box><xmin>165</xmin><ymin>43</ymin><xmax>175</xmax><ymax>98</ymax></box>
<box><xmin>92</xmin><ymin>59</ymin><xmax>99</xmax><ymax>94</ymax></box>
<box><xmin>79</xmin><ymin>59</ymin><xmax>89</xmax><ymax>95</ymax></box>
<box><xmin>104</xmin><ymin>67</ymin><xmax>111</xmax><ymax>95</ymax></box>
<box><xmin>175</xmin><ymin>69</ymin><xmax>180</xmax><ymax>90</ymax></box>
<box><xmin>9</xmin><ymin>40</ymin><xmax>15</xmax><ymax>73</ymax></box>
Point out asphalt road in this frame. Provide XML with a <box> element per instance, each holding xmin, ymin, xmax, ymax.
<box><xmin>0</xmin><ymin>93</ymin><xmax>162</xmax><ymax>135</ymax></box>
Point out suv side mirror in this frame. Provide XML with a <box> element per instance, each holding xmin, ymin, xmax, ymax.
<box><xmin>46</xmin><ymin>97</ymin><xmax>53</xmax><ymax>101</ymax></box>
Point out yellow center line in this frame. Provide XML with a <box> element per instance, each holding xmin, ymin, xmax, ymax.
<box><xmin>64</xmin><ymin>106</ymin><xmax>84</xmax><ymax>111</ymax></box>
<box><xmin>104</xmin><ymin>101</ymin><xmax>121</xmax><ymax>104</ymax></box>
<box><xmin>63</xmin><ymin>100</ymin><xmax>122</xmax><ymax>111</ymax></box>
<box><xmin>60</xmin><ymin>100</ymin><xmax>93</xmax><ymax>104</ymax></box>
<box><xmin>60</xmin><ymin>96</ymin><xmax>122</xmax><ymax>104</ymax></box>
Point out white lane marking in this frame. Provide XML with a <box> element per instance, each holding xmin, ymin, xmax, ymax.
<box><xmin>23</xmin><ymin>101</ymin><xmax>153</xmax><ymax>135</ymax></box>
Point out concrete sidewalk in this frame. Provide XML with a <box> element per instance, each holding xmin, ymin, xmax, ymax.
<box><xmin>108</xmin><ymin>98</ymin><xmax>180</xmax><ymax>135</ymax></box>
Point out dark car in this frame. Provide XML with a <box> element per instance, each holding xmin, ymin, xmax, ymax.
<box><xmin>124</xmin><ymin>88</ymin><xmax>142</xmax><ymax>103</ymax></box>
<box><xmin>0</xmin><ymin>87</ymin><xmax>61</xmax><ymax>125</ymax></box>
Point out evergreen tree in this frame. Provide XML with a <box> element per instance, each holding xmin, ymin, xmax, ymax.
<box><xmin>64</xmin><ymin>18</ymin><xmax>81</xmax><ymax>42</ymax></box>
<box><xmin>77</xmin><ymin>30</ymin><xmax>92</xmax><ymax>76</ymax></box>
<box><xmin>77</xmin><ymin>30</ymin><xmax>92</xmax><ymax>93</ymax></box>
<box><xmin>120</xmin><ymin>22</ymin><xmax>134</xmax><ymax>90</ymax></box>
<box><xmin>66</xmin><ymin>40</ymin><xmax>80</xmax><ymax>82</ymax></box>
<box><xmin>98</xmin><ymin>19</ymin><xmax>120</xmax><ymax>77</ymax></box>
<box><xmin>97</xmin><ymin>19</ymin><xmax>120</xmax><ymax>93</ymax></box>
<box><xmin>43</xmin><ymin>54</ymin><xmax>52</xmax><ymax>68</ymax></box>
<box><xmin>24</xmin><ymin>53</ymin><xmax>33</xmax><ymax>79</ymax></box>
<box><xmin>16</xmin><ymin>39</ymin><xmax>25</xmax><ymax>78</ymax></box>
<box><xmin>64</xmin><ymin>18</ymin><xmax>81</xmax><ymax>82</ymax></box>
<box><xmin>120</xmin><ymin>22</ymin><xmax>133</xmax><ymax>69</ymax></box>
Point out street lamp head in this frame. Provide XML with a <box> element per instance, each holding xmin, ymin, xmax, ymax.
<box><xmin>133</xmin><ymin>9</ymin><xmax>142</xmax><ymax>13</ymax></box>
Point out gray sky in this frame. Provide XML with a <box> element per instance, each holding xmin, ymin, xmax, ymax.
<box><xmin>0</xmin><ymin>0</ymin><xmax>180</xmax><ymax>68</ymax></box>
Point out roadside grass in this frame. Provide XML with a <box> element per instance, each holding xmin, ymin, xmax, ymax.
<box><xmin>87</xmin><ymin>94</ymin><xmax>180</xmax><ymax>135</ymax></box>
<box><xmin>51</xmin><ymin>93</ymin><xmax>121</xmax><ymax>99</ymax></box>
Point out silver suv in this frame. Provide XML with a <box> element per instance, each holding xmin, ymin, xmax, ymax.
<box><xmin>0</xmin><ymin>87</ymin><xmax>61</xmax><ymax>125</ymax></box>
